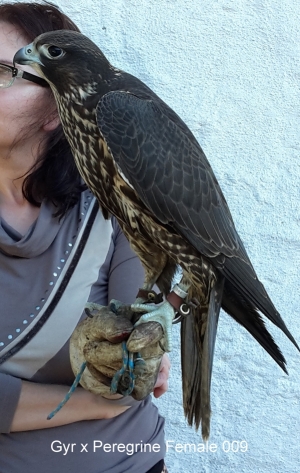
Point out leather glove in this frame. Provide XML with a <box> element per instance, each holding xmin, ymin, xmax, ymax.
<box><xmin>69</xmin><ymin>304</ymin><xmax>165</xmax><ymax>400</ymax></box>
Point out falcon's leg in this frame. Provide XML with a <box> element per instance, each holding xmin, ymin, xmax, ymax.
<box><xmin>129</xmin><ymin>243</ymin><xmax>176</xmax><ymax>305</ymax></box>
<box><xmin>132</xmin><ymin>277</ymin><xmax>191</xmax><ymax>352</ymax></box>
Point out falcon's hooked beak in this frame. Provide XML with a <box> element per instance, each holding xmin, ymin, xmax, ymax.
<box><xmin>13</xmin><ymin>43</ymin><xmax>44</xmax><ymax>68</ymax></box>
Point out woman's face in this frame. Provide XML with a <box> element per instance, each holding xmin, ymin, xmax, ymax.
<box><xmin>0</xmin><ymin>21</ymin><xmax>56</xmax><ymax>159</ymax></box>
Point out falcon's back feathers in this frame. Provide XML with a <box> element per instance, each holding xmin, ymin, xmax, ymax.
<box><xmin>14</xmin><ymin>30</ymin><xmax>299</xmax><ymax>437</ymax></box>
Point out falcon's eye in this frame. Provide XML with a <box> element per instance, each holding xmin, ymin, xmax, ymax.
<box><xmin>47</xmin><ymin>46</ymin><xmax>64</xmax><ymax>58</ymax></box>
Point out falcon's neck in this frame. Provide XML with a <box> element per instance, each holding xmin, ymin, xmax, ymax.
<box><xmin>60</xmin><ymin>82</ymin><xmax>99</xmax><ymax>106</ymax></box>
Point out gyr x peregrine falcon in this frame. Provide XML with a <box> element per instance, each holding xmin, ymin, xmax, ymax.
<box><xmin>14</xmin><ymin>30</ymin><xmax>299</xmax><ymax>439</ymax></box>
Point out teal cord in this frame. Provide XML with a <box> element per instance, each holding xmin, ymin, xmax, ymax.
<box><xmin>47</xmin><ymin>361</ymin><xmax>87</xmax><ymax>420</ymax></box>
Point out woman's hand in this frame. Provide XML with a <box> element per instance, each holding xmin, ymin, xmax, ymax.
<box><xmin>153</xmin><ymin>354</ymin><xmax>170</xmax><ymax>398</ymax></box>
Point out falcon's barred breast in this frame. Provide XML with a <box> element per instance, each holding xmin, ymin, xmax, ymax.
<box><xmin>14</xmin><ymin>31</ymin><xmax>299</xmax><ymax>439</ymax></box>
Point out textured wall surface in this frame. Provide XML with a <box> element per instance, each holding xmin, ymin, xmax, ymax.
<box><xmin>19</xmin><ymin>0</ymin><xmax>300</xmax><ymax>471</ymax></box>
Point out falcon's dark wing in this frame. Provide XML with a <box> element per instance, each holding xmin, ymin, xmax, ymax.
<box><xmin>97</xmin><ymin>91</ymin><xmax>241</xmax><ymax>260</ymax></box>
<box><xmin>96</xmin><ymin>90</ymin><xmax>297</xmax><ymax>346</ymax></box>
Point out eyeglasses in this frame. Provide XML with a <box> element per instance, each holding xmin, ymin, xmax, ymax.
<box><xmin>0</xmin><ymin>63</ymin><xmax>49</xmax><ymax>88</ymax></box>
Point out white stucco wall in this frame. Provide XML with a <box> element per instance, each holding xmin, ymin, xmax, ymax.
<box><xmin>13</xmin><ymin>0</ymin><xmax>300</xmax><ymax>471</ymax></box>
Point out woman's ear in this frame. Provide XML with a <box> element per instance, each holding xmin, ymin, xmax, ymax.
<box><xmin>43</xmin><ymin>109</ymin><xmax>60</xmax><ymax>131</ymax></box>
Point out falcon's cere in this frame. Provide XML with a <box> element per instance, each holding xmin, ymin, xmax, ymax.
<box><xmin>14</xmin><ymin>31</ymin><xmax>299</xmax><ymax>439</ymax></box>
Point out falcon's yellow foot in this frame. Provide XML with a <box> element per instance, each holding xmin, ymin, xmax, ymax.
<box><xmin>131</xmin><ymin>300</ymin><xmax>176</xmax><ymax>352</ymax></box>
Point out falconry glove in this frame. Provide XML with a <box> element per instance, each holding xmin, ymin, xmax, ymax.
<box><xmin>69</xmin><ymin>303</ymin><xmax>165</xmax><ymax>400</ymax></box>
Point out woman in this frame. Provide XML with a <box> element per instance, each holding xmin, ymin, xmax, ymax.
<box><xmin>0</xmin><ymin>2</ymin><xmax>169</xmax><ymax>472</ymax></box>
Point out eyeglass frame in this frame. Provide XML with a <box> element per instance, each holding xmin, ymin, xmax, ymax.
<box><xmin>0</xmin><ymin>62</ymin><xmax>49</xmax><ymax>88</ymax></box>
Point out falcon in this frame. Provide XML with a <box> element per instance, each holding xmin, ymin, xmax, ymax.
<box><xmin>14</xmin><ymin>31</ymin><xmax>299</xmax><ymax>439</ymax></box>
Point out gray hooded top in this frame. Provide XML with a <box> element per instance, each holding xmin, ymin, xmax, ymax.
<box><xmin>0</xmin><ymin>189</ymin><xmax>165</xmax><ymax>473</ymax></box>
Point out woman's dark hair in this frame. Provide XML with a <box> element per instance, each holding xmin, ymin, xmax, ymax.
<box><xmin>0</xmin><ymin>1</ymin><xmax>85</xmax><ymax>217</ymax></box>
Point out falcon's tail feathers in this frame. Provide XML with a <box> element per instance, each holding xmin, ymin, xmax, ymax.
<box><xmin>223</xmin><ymin>258</ymin><xmax>300</xmax><ymax>353</ymax></box>
<box><xmin>181</xmin><ymin>277</ymin><xmax>224</xmax><ymax>440</ymax></box>
<box><xmin>222</xmin><ymin>281</ymin><xmax>288</xmax><ymax>374</ymax></box>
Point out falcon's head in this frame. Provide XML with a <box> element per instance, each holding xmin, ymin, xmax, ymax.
<box><xmin>14</xmin><ymin>30</ymin><xmax>113</xmax><ymax>97</ymax></box>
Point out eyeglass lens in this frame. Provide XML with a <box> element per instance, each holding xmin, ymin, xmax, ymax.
<box><xmin>0</xmin><ymin>65</ymin><xmax>13</xmax><ymax>88</ymax></box>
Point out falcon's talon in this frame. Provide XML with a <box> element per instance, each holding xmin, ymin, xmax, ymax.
<box><xmin>84</xmin><ymin>302</ymin><xmax>104</xmax><ymax>317</ymax></box>
<box><xmin>136</xmin><ymin>289</ymin><xmax>164</xmax><ymax>304</ymax></box>
<box><xmin>132</xmin><ymin>300</ymin><xmax>176</xmax><ymax>352</ymax></box>
<box><xmin>108</xmin><ymin>299</ymin><xmax>124</xmax><ymax>314</ymax></box>
<box><xmin>85</xmin><ymin>308</ymin><xmax>93</xmax><ymax>318</ymax></box>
